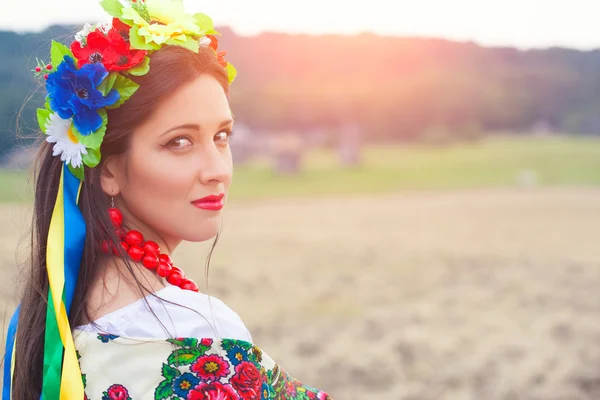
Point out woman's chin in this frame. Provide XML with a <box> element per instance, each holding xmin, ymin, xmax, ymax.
<box><xmin>184</xmin><ymin>225</ymin><xmax>221</xmax><ymax>243</ymax></box>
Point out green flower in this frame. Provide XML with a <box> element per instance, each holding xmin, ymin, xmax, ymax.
<box><xmin>119</xmin><ymin>0</ymin><xmax>217</xmax><ymax>52</ymax></box>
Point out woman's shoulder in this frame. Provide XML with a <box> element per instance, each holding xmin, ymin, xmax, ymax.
<box><xmin>73</xmin><ymin>330</ymin><xmax>333</xmax><ymax>400</ymax></box>
<box><xmin>76</xmin><ymin>285</ymin><xmax>252</xmax><ymax>342</ymax></box>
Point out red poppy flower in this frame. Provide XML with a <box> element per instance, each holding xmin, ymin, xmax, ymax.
<box><xmin>111</xmin><ymin>18</ymin><xmax>131</xmax><ymax>42</ymax></box>
<box><xmin>71</xmin><ymin>24</ymin><xmax>146</xmax><ymax>72</ymax></box>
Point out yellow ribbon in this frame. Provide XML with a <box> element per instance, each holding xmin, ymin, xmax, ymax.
<box><xmin>45</xmin><ymin>169</ymin><xmax>84</xmax><ymax>399</ymax></box>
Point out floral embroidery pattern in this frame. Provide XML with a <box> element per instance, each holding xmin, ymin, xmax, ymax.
<box><xmin>187</xmin><ymin>381</ymin><xmax>239</xmax><ymax>400</ymax></box>
<box><xmin>77</xmin><ymin>350</ymin><xmax>90</xmax><ymax>400</ymax></box>
<box><xmin>102</xmin><ymin>384</ymin><xmax>132</xmax><ymax>400</ymax></box>
<box><xmin>148</xmin><ymin>338</ymin><xmax>330</xmax><ymax>400</ymax></box>
<box><xmin>97</xmin><ymin>333</ymin><xmax>120</xmax><ymax>343</ymax></box>
<box><xmin>172</xmin><ymin>372</ymin><xmax>199</xmax><ymax>398</ymax></box>
<box><xmin>191</xmin><ymin>354</ymin><xmax>231</xmax><ymax>381</ymax></box>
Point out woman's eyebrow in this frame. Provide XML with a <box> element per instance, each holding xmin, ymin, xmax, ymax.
<box><xmin>159</xmin><ymin>119</ymin><xmax>234</xmax><ymax>137</ymax></box>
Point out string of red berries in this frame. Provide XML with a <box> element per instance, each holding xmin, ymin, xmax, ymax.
<box><xmin>32</xmin><ymin>58</ymin><xmax>54</xmax><ymax>80</ymax></box>
<box><xmin>101</xmin><ymin>207</ymin><xmax>199</xmax><ymax>292</ymax></box>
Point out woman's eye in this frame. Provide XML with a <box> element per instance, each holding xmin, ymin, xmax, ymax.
<box><xmin>168</xmin><ymin>137</ymin><xmax>193</xmax><ymax>149</ymax></box>
<box><xmin>214</xmin><ymin>131</ymin><xmax>231</xmax><ymax>145</ymax></box>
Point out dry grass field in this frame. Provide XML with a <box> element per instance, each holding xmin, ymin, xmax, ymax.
<box><xmin>1</xmin><ymin>187</ymin><xmax>598</xmax><ymax>399</ymax></box>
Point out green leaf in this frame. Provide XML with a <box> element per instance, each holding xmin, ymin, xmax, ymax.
<box><xmin>221</xmin><ymin>338</ymin><xmax>251</xmax><ymax>351</ymax></box>
<box><xmin>37</xmin><ymin>108</ymin><xmax>52</xmax><ymax>133</ymax></box>
<box><xmin>68</xmin><ymin>163</ymin><xmax>85</xmax><ymax>181</ymax></box>
<box><xmin>183</xmin><ymin>338</ymin><xmax>199</xmax><ymax>347</ymax></box>
<box><xmin>127</xmin><ymin>56</ymin><xmax>150</xmax><ymax>76</ymax></box>
<box><xmin>50</xmin><ymin>40</ymin><xmax>74</xmax><ymax>68</ymax></box>
<box><xmin>82</xmin><ymin>147</ymin><xmax>101</xmax><ymax>168</ymax></box>
<box><xmin>154</xmin><ymin>379</ymin><xmax>173</xmax><ymax>400</ymax></box>
<box><xmin>193</xmin><ymin>13</ymin><xmax>217</xmax><ymax>34</ymax></box>
<box><xmin>161</xmin><ymin>363</ymin><xmax>180</xmax><ymax>381</ymax></box>
<box><xmin>166</xmin><ymin>35</ymin><xmax>199</xmax><ymax>53</ymax></box>
<box><xmin>72</xmin><ymin>109</ymin><xmax>107</xmax><ymax>150</ymax></box>
<box><xmin>197</xmin><ymin>343</ymin><xmax>211</xmax><ymax>355</ymax></box>
<box><xmin>167</xmin><ymin>348</ymin><xmax>201</xmax><ymax>366</ymax></box>
<box><xmin>97</xmin><ymin>73</ymin><xmax>118</xmax><ymax>96</ymax></box>
<box><xmin>166</xmin><ymin>338</ymin><xmax>186</xmax><ymax>347</ymax></box>
<box><xmin>99</xmin><ymin>0</ymin><xmax>124</xmax><ymax>18</ymax></box>
<box><xmin>226</xmin><ymin>62</ymin><xmax>237</xmax><ymax>84</ymax></box>
<box><xmin>166</xmin><ymin>338</ymin><xmax>198</xmax><ymax>348</ymax></box>
<box><xmin>44</xmin><ymin>97</ymin><xmax>52</xmax><ymax>111</ymax></box>
<box><xmin>106</xmin><ymin>75</ymin><xmax>139</xmax><ymax>109</ymax></box>
<box><xmin>221</xmin><ymin>339</ymin><xmax>234</xmax><ymax>351</ymax></box>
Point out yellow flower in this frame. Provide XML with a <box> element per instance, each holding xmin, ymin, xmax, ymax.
<box><xmin>120</xmin><ymin>0</ymin><xmax>217</xmax><ymax>52</ymax></box>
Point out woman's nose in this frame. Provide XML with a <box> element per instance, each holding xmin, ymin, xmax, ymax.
<box><xmin>196</xmin><ymin>145</ymin><xmax>231</xmax><ymax>186</ymax></box>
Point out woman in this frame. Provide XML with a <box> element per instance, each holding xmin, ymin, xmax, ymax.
<box><xmin>3</xmin><ymin>0</ymin><xmax>332</xmax><ymax>399</ymax></box>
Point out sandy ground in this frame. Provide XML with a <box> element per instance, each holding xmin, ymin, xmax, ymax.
<box><xmin>1</xmin><ymin>188</ymin><xmax>599</xmax><ymax>399</ymax></box>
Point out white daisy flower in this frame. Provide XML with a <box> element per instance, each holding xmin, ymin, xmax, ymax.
<box><xmin>74</xmin><ymin>21</ymin><xmax>112</xmax><ymax>46</ymax></box>
<box><xmin>74</xmin><ymin>23</ymin><xmax>95</xmax><ymax>45</ymax></box>
<box><xmin>45</xmin><ymin>113</ymin><xmax>88</xmax><ymax>169</ymax></box>
<box><xmin>97</xmin><ymin>21</ymin><xmax>112</xmax><ymax>35</ymax></box>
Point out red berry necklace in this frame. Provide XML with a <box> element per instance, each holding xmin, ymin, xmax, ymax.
<box><xmin>101</xmin><ymin>207</ymin><xmax>199</xmax><ymax>292</ymax></box>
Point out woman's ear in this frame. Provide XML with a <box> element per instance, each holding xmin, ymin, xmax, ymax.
<box><xmin>100</xmin><ymin>155</ymin><xmax>122</xmax><ymax>197</ymax></box>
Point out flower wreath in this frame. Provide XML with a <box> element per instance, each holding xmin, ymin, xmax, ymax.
<box><xmin>34</xmin><ymin>0</ymin><xmax>237</xmax><ymax>181</ymax></box>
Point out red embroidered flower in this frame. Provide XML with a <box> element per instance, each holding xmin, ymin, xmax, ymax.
<box><xmin>71</xmin><ymin>22</ymin><xmax>146</xmax><ymax>72</ymax></box>
<box><xmin>229</xmin><ymin>362</ymin><xmax>262</xmax><ymax>400</ymax></box>
<box><xmin>102</xmin><ymin>384</ymin><xmax>131</xmax><ymax>400</ymax></box>
<box><xmin>187</xmin><ymin>382</ymin><xmax>240</xmax><ymax>400</ymax></box>
<box><xmin>190</xmin><ymin>354</ymin><xmax>230</xmax><ymax>382</ymax></box>
<box><xmin>200</xmin><ymin>338</ymin><xmax>213</xmax><ymax>347</ymax></box>
<box><xmin>284</xmin><ymin>379</ymin><xmax>298</xmax><ymax>397</ymax></box>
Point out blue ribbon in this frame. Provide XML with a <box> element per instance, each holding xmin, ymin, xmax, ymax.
<box><xmin>62</xmin><ymin>163</ymin><xmax>86</xmax><ymax>314</ymax></box>
<box><xmin>2</xmin><ymin>305</ymin><xmax>20</xmax><ymax>400</ymax></box>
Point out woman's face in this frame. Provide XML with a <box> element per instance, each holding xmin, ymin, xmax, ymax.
<box><xmin>101</xmin><ymin>74</ymin><xmax>233</xmax><ymax>252</ymax></box>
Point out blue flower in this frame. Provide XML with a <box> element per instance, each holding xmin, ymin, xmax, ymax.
<box><xmin>261</xmin><ymin>382</ymin><xmax>275</xmax><ymax>399</ymax></box>
<box><xmin>172</xmin><ymin>373</ymin><xmax>199</xmax><ymax>398</ymax></box>
<box><xmin>46</xmin><ymin>55</ymin><xmax>119</xmax><ymax>135</ymax></box>
<box><xmin>226</xmin><ymin>344</ymin><xmax>249</xmax><ymax>366</ymax></box>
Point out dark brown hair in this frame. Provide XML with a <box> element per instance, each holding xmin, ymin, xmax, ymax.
<box><xmin>11</xmin><ymin>45</ymin><xmax>230</xmax><ymax>399</ymax></box>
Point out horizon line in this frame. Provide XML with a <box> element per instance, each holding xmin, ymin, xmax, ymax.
<box><xmin>2</xmin><ymin>23</ymin><xmax>599</xmax><ymax>53</ymax></box>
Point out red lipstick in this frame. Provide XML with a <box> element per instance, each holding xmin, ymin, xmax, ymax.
<box><xmin>191</xmin><ymin>193</ymin><xmax>225</xmax><ymax>211</ymax></box>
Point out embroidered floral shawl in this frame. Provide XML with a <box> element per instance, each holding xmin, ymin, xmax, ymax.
<box><xmin>73</xmin><ymin>330</ymin><xmax>332</xmax><ymax>400</ymax></box>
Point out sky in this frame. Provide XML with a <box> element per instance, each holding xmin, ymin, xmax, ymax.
<box><xmin>0</xmin><ymin>0</ymin><xmax>598</xmax><ymax>50</ymax></box>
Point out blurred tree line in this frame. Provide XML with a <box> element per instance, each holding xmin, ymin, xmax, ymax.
<box><xmin>1</xmin><ymin>25</ymin><xmax>600</xmax><ymax>156</ymax></box>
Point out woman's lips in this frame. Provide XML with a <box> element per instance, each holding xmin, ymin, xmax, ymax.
<box><xmin>191</xmin><ymin>193</ymin><xmax>225</xmax><ymax>211</ymax></box>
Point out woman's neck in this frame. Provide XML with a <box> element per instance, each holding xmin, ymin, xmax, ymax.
<box><xmin>84</xmin><ymin>255</ymin><xmax>168</xmax><ymax>324</ymax></box>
